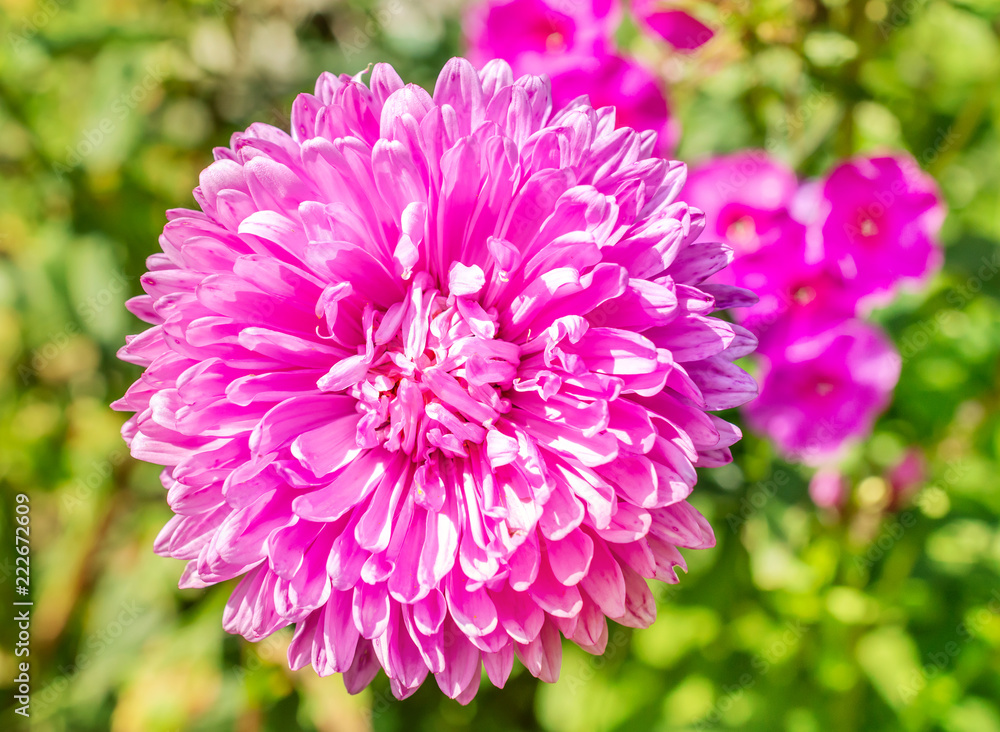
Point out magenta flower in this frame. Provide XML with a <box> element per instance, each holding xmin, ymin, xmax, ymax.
<box><xmin>744</xmin><ymin>321</ymin><xmax>900</xmax><ymax>463</ymax></box>
<box><xmin>734</xmin><ymin>248</ymin><xmax>859</xmax><ymax>353</ymax></box>
<box><xmin>114</xmin><ymin>58</ymin><xmax>755</xmax><ymax>701</ymax></box>
<box><xmin>683</xmin><ymin>151</ymin><xmax>856</xmax><ymax>348</ymax></box>
<box><xmin>686</xmin><ymin>150</ymin><xmax>943</xmax><ymax>465</ymax></box>
<box><xmin>817</xmin><ymin>155</ymin><xmax>944</xmax><ymax>303</ymax></box>
<box><xmin>632</xmin><ymin>0</ymin><xmax>713</xmax><ymax>50</ymax></box>
<box><xmin>464</xmin><ymin>0</ymin><xmax>619</xmax><ymax>72</ymax></box>
<box><xmin>682</xmin><ymin>151</ymin><xmax>800</xmax><ymax>242</ymax></box>
<box><xmin>464</xmin><ymin>0</ymin><xmax>675</xmax><ymax>152</ymax></box>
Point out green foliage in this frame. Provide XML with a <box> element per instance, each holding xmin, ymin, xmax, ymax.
<box><xmin>1</xmin><ymin>0</ymin><xmax>998</xmax><ymax>730</ymax></box>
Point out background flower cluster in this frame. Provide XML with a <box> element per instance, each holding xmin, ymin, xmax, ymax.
<box><xmin>465</xmin><ymin>0</ymin><xmax>713</xmax><ymax>152</ymax></box>
<box><xmin>685</xmin><ymin>150</ymin><xmax>943</xmax><ymax>468</ymax></box>
<box><xmin>465</xmin><ymin>0</ymin><xmax>949</xmax><ymax>488</ymax></box>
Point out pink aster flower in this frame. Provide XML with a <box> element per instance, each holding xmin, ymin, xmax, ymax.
<box><xmin>744</xmin><ymin>321</ymin><xmax>900</xmax><ymax>464</ymax></box>
<box><xmin>114</xmin><ymin>58</ymin><xmax>756</xmax><ymax>701</ymax></box>
<box><xmin>814</xmin><ymin>155</ymin><xmax>945</xmax><ymax>303</ymax></box>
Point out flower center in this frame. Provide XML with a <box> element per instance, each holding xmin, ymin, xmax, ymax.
<box><xmin>852</xmin><ymin>211</ymin><xmax>883</xmax><ymax>245</ymax></box>
<box><xmin>791</xmin><ymin>284</ymin><xmax>817</xmax><ymax>305</ymax></box>
<box><xmin>725</xmin><ymin>215</ymin><xmax>762</xmax><ymax>254</ymax></box>
<box><xmin>815</xmin><ymin>381</ymin><xmax>835</xmax><ymax>397</ymax></box>
<box><xmin>324</xmin><ymin>272</ymin><xmax>520</xmax><ymax>460</ymax></box>
<box><xmin>546</xmin><ymin>32</ymin><xmax>566</xmax><ymax>52</ymax></box>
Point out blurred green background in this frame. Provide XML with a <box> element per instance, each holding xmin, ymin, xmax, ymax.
<box><xmin>1</xmin><ymin>0</ymin><xmax>999</xmax><ymax>730</ymax></box>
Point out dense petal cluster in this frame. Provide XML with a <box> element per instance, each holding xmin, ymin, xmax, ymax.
<box><xmin>115</xmin><ymin>58</ymin><xmax>756</xmax><ymax>701</ymax></box>
<box><xmin>684</xmin><ymin>150</ymin><xmax>943</xmax><ymax>463</ymax></box>
<box><xmin>464</xmin><ymin>0</ymin><xmax>712</xmax><ymax>152</ymax></box>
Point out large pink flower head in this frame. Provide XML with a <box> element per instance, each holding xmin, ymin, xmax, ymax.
<box><xmin>114</xmin><ymin>58</ymin><xmax>756</xmax><ymax>702</ymax></box>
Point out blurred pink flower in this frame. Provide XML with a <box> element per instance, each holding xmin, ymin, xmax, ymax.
<box><xmin>546</xmin><ymin>52</ymin><xmax>678</xmax><ymax>151</ymax></box>
<box><xmin>464</xmin><ymin>0</ymin><xmax>676</xmax><ymax>151</ymax></box>
<box><xmin>816</xmin><ymin>155</ymin><xmax>945</xmax><ymax>303</ymax></box>
<box><xmin>887</xmin><ymin>447</ymin><xmax>927</xmax><ymax>507</ymax></box>
<box><xmin>632</xmin><ymin>0</ymin><xmax>714</xmax><ymax>50</ymax></box>
<box><xmin>683</xmin><ymin>151</ymin><xmax>856</xmax><ymax>349</ymax></box>
<box><xmin>683</xmin><ymin>151</ymin><xmax>800</xmax><ymax>242</ymax></box>
<box><xmin>809</xmin><ymin>467</ymin><xmax>849</xmax><ymax>509</ymax></box>
<box><xmin>733</xmin><ymin>241</ymin><xmax>859</xmax><ymax>352</ymax></box>
<box><xmin>685</xmin><ymin>150</ymin><xmax>944</xmax><ymax>462</ymax></box>
<box><xmin>745</xmin><ymin>321</ymin><xmax>901</xmax><ymax>463</ymax></box>
<box><xmin>464</xmin><ymin>0</ymin><xmax>620</xmax><ymax>73</ymax></box>
<box><xmin>115</xmin><ymin>58</ymin><xmax>756</xmax><ymax>702</ymax></box>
